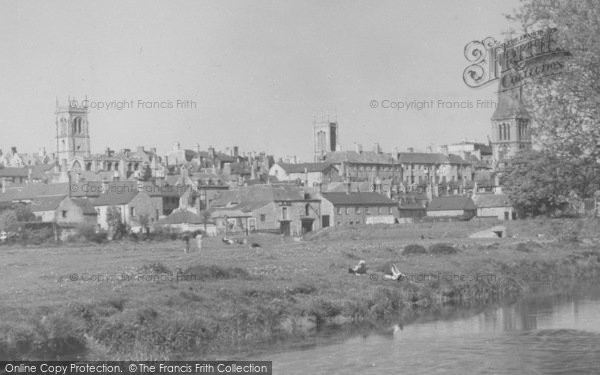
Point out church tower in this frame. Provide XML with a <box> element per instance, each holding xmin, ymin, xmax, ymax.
<box><xmin>490</xmin><ymin>86</ymin><xmax>531</xmax><ymax>167</ymax></box>
<box><xmin>55</xmin><ymin>98</ymin><xmax>91</xmax><ymax>166</ymax></box>
<box><xmin>313</xmin><ymin>119</ymin><xmax>339</xmax><ymax>161</ymax></box>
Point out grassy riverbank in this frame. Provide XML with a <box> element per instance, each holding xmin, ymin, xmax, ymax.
<box><xmin>1</xmin><ymin>218</ymin><xmax>600</xmax><ymax>360</ymax></box>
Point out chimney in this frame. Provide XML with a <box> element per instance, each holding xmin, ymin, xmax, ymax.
<box><xmin>173</xmin><ymin>142</ymin><xmax>181</xmax><ymax>151</ymax></box>
<box><xmin>304</xmin><ymin>167</ymin><xmax>308</xmax><ymax>187</ymax></box>
<box><xmin>11</xmin><ymin>146</ymin><xmax>17</xmax><ymax>155</ymax></box>
<box><xmin>373</xmin><ymin>143</ymin><xmax>381</xmax><ymax>154</ymax></box>
<box><xmin>407</xmin><ymin>147</ymin><xmax>414</xmax><ymax>153</ymax></box>
<box><xmin>426</xmin><ymin>145</ymin><xmax>433</xmax><ymax>153</ymax></box>
<box><xmin>150</xmin><ymin>147</ymin><xmax>157</xmax><ymax>154</ymax></box>
<box><xmin>208</xmin><ymin>146</ymin><xmax>215</xmax><ymax>158</ymax></box>
<box><xmin>195</xmin><ymin>143</ymin><xmax>201</xmax><ymax>154</ymax></box>
<box><xmin>137</xmin><ymin>146</ymin><xmax>145</xmax><ymax>153</ymax></box>
<box><xmin>233</xmin><ymin>146</ymin><xmax>239</xmax><ymax>158</ymax></box>
<box><xmin>354</xmin><ymin>143</ymin><xmax>363</xmax><ymax>153</ymax></box>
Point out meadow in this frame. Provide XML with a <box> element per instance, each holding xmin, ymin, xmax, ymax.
<box><xmin>1</xmin><ymin>218</ymin><xmax>599</xmax><ymax>360</ymax></box>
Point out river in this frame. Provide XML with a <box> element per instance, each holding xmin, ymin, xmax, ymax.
<box><xmin>258</xmin><ymin>288</ymin><xmax>600</xmax><ymax>374</ymax></box>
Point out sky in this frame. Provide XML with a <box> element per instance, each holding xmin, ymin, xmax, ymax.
<box><xmin>0</xmin><ymin>0</ymin><xmax>523</xmax><ymax>161</ymax></box>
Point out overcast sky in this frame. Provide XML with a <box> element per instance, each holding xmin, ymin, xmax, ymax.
<box><xmin>0</xmin><ymin>0</ymin><xmax>522</xmax><ymax>161</ymax></box>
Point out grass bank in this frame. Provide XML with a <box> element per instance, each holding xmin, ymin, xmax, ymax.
<box><xmin>1</xmin><ymin>218</ymin><xmax>599</xmax><ymax>360</ymax></box>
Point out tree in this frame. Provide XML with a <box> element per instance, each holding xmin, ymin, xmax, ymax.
<box><xmin>137</xmin><ymin>213</ymin><xmax>150</xmax><ymax>230</ymax></box>
<box><xmin>501</xmin><ymin>150</ymin><xmax>600</xmax><ymax>216</ymax></box>
<box><xmin>0</xmin><ymin>210</ymin><xmax>17</xmax><ymax>231</ymax></box>
<box><xmin>509</xmin><ymin>0</ymin><xmax>600</xmax><ymax>160</ymax></box>
<box><xmin>106</xmin><ymin>206</ymin><xmax>126</xmax><ymax>240</ymax></box>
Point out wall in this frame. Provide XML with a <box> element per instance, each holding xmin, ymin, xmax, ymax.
<box><xmin>56</xmin><ymin>198</ymin><xmax>97</xmax><ymax>226</ymax></box>
<box><xmin>477</xmin><ymin>206</ymin><xmax>514</xmax><ymax>220</ymax></box>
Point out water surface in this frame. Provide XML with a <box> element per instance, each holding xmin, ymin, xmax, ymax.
<box><xmin>260</xmin><ymin>290</ymin><xmax>600</xmax><ymax>374</ymax></box>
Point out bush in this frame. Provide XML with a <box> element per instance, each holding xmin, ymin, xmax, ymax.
<box><xmin>428</xmin><ymin>243</ymin><xmax>459</xmax><ymax>255</ymax></box>
<box><xmin>69</xmin><ymin>224</ymin><xmax>108</xmax><ymax>244</ymax></box>
<box><xmin>150</xmin><ymin>226</ymin><xmax>179</xmax><ymax>241</ymax></box>
<box><xmin>515</xmin><ymin>242</ymin><xmax>531</xmax><ymax>252</ymax></box>
<box><xmin>183</xmin><ymin>264</ymin><xmax>254</xmax><ymax>281</ymax></box>
<box><xmin>307</xmin><ymin>298</ymin><xmax>342</xmax><ymax>327</ymax></box>
<box><xmin>402</xmin><ymin>244</ymin><xmax>427</xmax><ymax>255</ymax></box>
<box><xmin>138</xmin><ymin>262</ymin><xmax>171</xmax><ymax>275</ymax></box>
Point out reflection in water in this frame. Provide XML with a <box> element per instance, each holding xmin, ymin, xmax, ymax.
<box><xmin>262</xmin><ymin>292</ymin><xmax>600</xmax><ymax>374</ymax></box>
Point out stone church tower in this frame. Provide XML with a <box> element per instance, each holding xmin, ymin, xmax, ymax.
<box><xmin>490</xmin><ymin>86</ymin><xmax>532</xmax><ymax>167</ymax></box>
<box><xmin>55</xmin><ymin>98</ymin><xmax>91</xmax><ymax>167</ymax></box>
<box><xmin>313</xmin><ymin>119</ymin><xmax>339</xmax><ymax>161</ymax></box>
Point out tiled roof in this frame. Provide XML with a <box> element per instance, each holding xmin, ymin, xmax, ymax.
<box><xmin>211</xmin><ymin>185</ymin><xmax>312</xmax><ymax>212</ymax></box>
<box><xmin>428</xmin><ymin>196</ymin><xmax>477</xmax><ymax>211</ymax></box>
<box><xmin>71</xmin><ymin>198</ymin><xmax>98</xmax><ymax>215</ymax></box>
<box><xmin>321</xmin><ymin>192</ymin><xmax>396</xmax><ymax>206</ymax></box>
<box><xmin>472</xmin><ymin>193</ymin><xmax>512</xmax><ymax>208</ymax></box>
<box><xmin>325</xmin><ymin>151</ymin><xmax>394</xmax><ymax>164</ymax></box>
<box><xmin>397</xmin><ymin>152</ymin><xmax>468</xmax><ymax>165</ymax></box>
<box><xmin>0</xmin><ymin>167</ymin><xmax>29</xmax><ymax>178</ymax></box>
<box><xmin>93</xmin><ymin>190</ymin><xmax>139</xmax><ymax>206</ymax></box>
<box><xmin>399</xmin><ymin>202</ymin><xmax>426</xmax><ymax>210</ymax></box>
<box><xmin>31</xmin><ymin>195</ymin><xmax>66</xmax><ymax>212</ymax></box>
<box><xmin>277</xmin><ymin>162</ymin><xmax>334</xmax><ymax>174</ymax></box>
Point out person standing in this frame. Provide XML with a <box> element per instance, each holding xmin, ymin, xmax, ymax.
<box><xmin>195</xmin><ymin>232</ymin><xmax>202</xmax><ymax>253</ymax></box>
<box><xmin>183</xmin><ymin>234</ymin><xmax>190</xmax><ymax>253</ymax></box>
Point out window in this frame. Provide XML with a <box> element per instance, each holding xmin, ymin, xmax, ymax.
<box><xmin>389</xmin><ymin>207</ymin><xmax>393</xmax><ymax>214</ymax></box>
<box><xmin>130</xmin><ymin>207</ymin><xmax>135</xmax><ymax>216</ymax></box>
<box><xmin>282</xmin><ymin>207</ymin><xmax>288</xmax><ymax>220</ymax></box>
<box><xmin>260</xmin><ymin>214</ymin><xmax>266</xmax><ymax>222</ymax></box>
<box><xmin>355</xmin><ymin>207</ymin><xmax>361</xmax><ymax>214</ymax></box>
<box><xmin>378</xmin><ymin>207</ymin><xmax>382</xmax><ymax>214</ymax></box>
<box><xmin>365</xmin><ymin>207</ymin><xmax>371</xmax><ymax>215</ymax></box>
<box><xmin>61</xmin><ymin>210</ymin><xmax>67</xmax><ymax>218</ymax></box>
<box><xmin>337</xmin><ymin>207</ymin><xmax>342</xmax><ymax>215</ymax></box>
<box><xmin>345</xmin><ymin>207</ymin><xmax>349</xmax><ymax>215</ymax></box>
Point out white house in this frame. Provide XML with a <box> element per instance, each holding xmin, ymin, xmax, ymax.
<box><xmin>269</xmin><ymin>162</ymin><xmax>339</xmax><ymax>187</ymax></box>
<box><xmin>472</xmin><ymin>193</ymin><xmax>515</xmax><ymax>220</ymax></box>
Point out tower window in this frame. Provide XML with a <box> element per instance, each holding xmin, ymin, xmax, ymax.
<box><xmin>72</xmin><ymin>117</ymin><xmax>82</xmax><ymax>134</ymax></box>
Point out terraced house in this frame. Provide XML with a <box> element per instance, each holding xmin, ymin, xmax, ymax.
<box><xmin>396</xmin><ymin>152</ymin><xmax>472</xmax><ymax>187</ymax></box>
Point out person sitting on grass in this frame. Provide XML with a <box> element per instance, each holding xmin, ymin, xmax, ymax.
<box><xmin>382</xmin><ymin>263</ymin><xmax>407</xmax><ymax>281</ymax></box>
<box><xmin>348</xmin><ymin>260</ymin><xmax>367</xmax><ymax>275</ymax></box>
